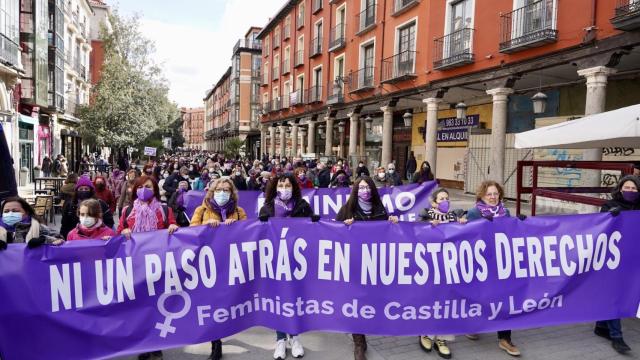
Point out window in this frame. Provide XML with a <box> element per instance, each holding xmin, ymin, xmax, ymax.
<box><xmin>283</xmin><ymin>80</ymin><xmax>291</xmax><ymax>107</ymax></box>
<box><xmin>334</xmin><ymin>55</ymin><xmax>345</xmax><ymax>94</ymax></box>
<box><xmin>359</xmin><ymin>0</ymin><xmax>376</xmax><ymax>31</ymax></box>
<box><xmin>264</xmin><ymin>36</ymin><xmax>270</xmax><ymax>57</ymax></box>
<box><xmin>450</xmin><ymin>0</ymin><xmax>473</xmax><ymax>32</ymax></box>
<box><xmin>358</xmin><ymin>41</ymin><xmax>375</xmax><ymax>88</ymax></box>
<box><xmin>283</xmin><ymin>46</ymin><xmax>291</xmax><ymax>74</ymax></box>
<box><xmin>263</xmin><ymin>62</ymin><xmax>269</xmax><ymax>84</ymax></box>
<box><xmin>312</xmin><ymin>66</ymin><xmax>322</xmax><ymax>102</ymax></box>
<box><xmin>398</xmin><ymin>22</ymin><xmax>416</xmax><ymax>54</ymax></box>
<box><xmin>274</xmin><ymin>27</ymin><xmax>281</xmax><ymax>49</ymax></box>
<box><xmin>284</xmin><ymin>15</ymin><xmax>291</xmax><ymax>39</ymax></box>
<box><xmin>273</xmin><ymin>53</ymin><xmax>280</xmax><ymax>79</ymax></box>
<box><xmin>298</xmin><ymin>3</ymin><xmax>305</xmax><ymax>29</ymax></box>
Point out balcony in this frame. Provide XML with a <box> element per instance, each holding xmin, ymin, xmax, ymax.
<box><xmin>262</xmin><ymin>102</ymin><xmax>271</xmax><ymax>113</ymax></box>
<box><xmin>297</xmin><ymin>14</ymin><xmax>305</xmax><ymax>29</ymax></box>
<box><xmin>282</xmin><ymin>60</ymin><xmax>290</xmax><ymax>75</ymax></box>
<box><xmin>271</xmin><ymin>97</ymin><xmax>282</xmax><ymax>111</ymax></box>
<box><xmin>433</xmin><ymin>28</ymin><xmax>475</xmax><ymax>70</ymax></box>
<box><xmin>290</xmin><ymin>89</ymin><xmax>305</xmax><ymax>106</ymax></box>
<box><xmin>272</xmin><ymin>66</ymin><xmax>279</xmax><ymax>80</ymax></box>
<box><xmin>357</xmin><ymin>3</ymin><xmax>376</xmax><ymax>34</ymax></box>
<box><xmin>611</xmin><ymin>0</ymin><xmax>640</xmax><ymax>30</ymax></box>
<box><xmin>310</xmin><ymin>37</ymin><xmax>322</xmax><ymax>57</ymax></box>
<box><xmin>282</xmin><ymin>93</ymin><xmax>291</xmax><ymax>108</ymax></box>
<box><xmin>273</xmin><ymin>34</ymin><xmax>280</xmax><ymax>49</ymax></box>
<box><xmin>0</xmin><ymin>34</ymin><xmax>21</xmax><ymax>68</ymax></box>
<box><xmin>313</xmin><ymin>0</ymin><xmax>323</xmax><ymax>14</ymax></box>
<box><xmin>295</xmin><ymin>50</ymin><xmax>305</xmax><ymax>67</ymax></box>
<box><xmin>252</xmin><ymin>69</ymin><xmax>261</xmax><ymax>79</ymax></box>
<box><xmin>328</xmin><ymin>24</ymin><xmax>346</xmax><ymax>52</ymax></box>
<box><xmin>262</xmin><ymin>72</ymin><xmax>269</xmax><ymax>86</ymax></box>
<box><xmin>233</xmin><ymin>39</ymin><xmax>262</xmax><ymax>54</ymax></box>
<box><xmin>326</xmin><ymin>83</ymin><xmax>344</xmax><ymax>105</ymax></box>
<box><xmin>499</xmin><ymin>0</ymin><xmax>558</xmax><ymax>53</ymax></box>
<box><xmin>349</xmin><ymin>67</ymin><xmax>375</xmax><ymax>93</ymax></box>
<box><xmin>382</xmin><ymin>50</ymin><xmax>417</xmax><ymax>83</ymax></box>
<box><xmin>284</xmin><ymin>24</ymin><xmax>291</xmax><ymax>40</ymax></box>
<box><xmin>392</xmin><ymin>0</ymin><xmax>420</xmax><ymax>16</ymax></box>
<box><xmin>306</xmin><ymin>85</ymin><xmax>323</xmax><ymax>104</ymax></box>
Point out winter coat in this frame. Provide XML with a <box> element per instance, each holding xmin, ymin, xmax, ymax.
<box><xmin>335</xmin><ymin>202</ymin><xmax>388</xmax><ymax>222</ymax></box>
<box><xmin>373</xmin><ymin>174</ymin><xmax>393</xmax><ymax>188</ymax></box>
<box><xmin>0</xmin><ymin>218</ymin><xmax>61</xmax><ymax>245</ymax></box>
<box><xmin>316</xmin><ymin>169</ymin><xmax>331</xmax><ymax>188</ymax></box>
<box><xmin>95</xmin><ymin>188</ymin><xmax>116</xmax><ymax>213</ymax></box>
<box><xmin>355</xmin><ymin>165</ymin><xmax>370</xmax><ymax>178</ymax></box>
<box><xmin>191</xmin><ymin>203</ymin><xmax>248</xmax><ymax>225</ymax></box>
<box><xmin>259</xmin><ymin>198</ymin><xmax>314</xmax><ymax>218</ymax></box>
<box><xmin>60</xmin><ymin>199</ymin><xmax>114</xmax><ymax>239</ymax></box>
<box><xmin>66</xmin><ymin>224</ymin><xmax>115</xmax><ymax>240</ymax></box>
<box><xmin>116</xmin><ymin>205</ymin><xmax>176</xmax><ymax>234</ymax></box>
<box><xmin>387</xmin><ymin>172</ymin><xmax>403</xmax><ymax>186</ymax></box>
<box><xmin>232</xmin><ymin>176</ymin><xmax>248</xmax><ymax>191</ymax></box>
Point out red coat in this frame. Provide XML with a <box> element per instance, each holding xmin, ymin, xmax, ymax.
<box><xmin>95</xmin><ymin>188</ymin><xmax>116</xmax><ymax>213</ymax></box>
<box><xmin>296</xmin><ymin>178</ymin><xmax>314</xmax><ymax>189</ymax></box>
<box><xmin>116</xmin><ymin>206</ymin><xmax>177</xmax><ymax>234</ymax></box>
<box><xmin>67</xmin><ymin>225</ymin><xmax>115</xmax><ymax>240</ymax></box>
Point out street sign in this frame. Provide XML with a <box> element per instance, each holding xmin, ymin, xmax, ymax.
<box><xmin>144</xmin><ymin>146</ymin><xmax>157</xmax><ymax>156</ymax></box>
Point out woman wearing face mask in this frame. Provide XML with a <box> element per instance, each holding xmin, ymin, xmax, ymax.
<box><xmin>330</xmin><ymin>168</ymin><xmax>351</xmax><ymax>188</ymax></box>
<box><xmin>259</xmin><ymin>171</ymin><xmax>272</xmax><ymax>193</ymax></box>
<box><xmin>412</xmin><ymin>161</ymin><xmax>435</xmax><ymax>184</ymax></box>
<box><xmin>417</xmin><ymin>188</ymin><xmax>466</xmax><ymax>359</ymax></box>
<box><xmin>593</xmin><ymin>175</ymin><xmax>639</xmax><ymax>354</ymax></box>
<box><xmin>66</xmin><ymin>199</ymin><xmax>116</xmax><ymax>240</ymax></box>
<box><xmin>94</xmin><ymin>175</ymin><xmax>116</xmax><ymax>213</ymax></box>
<box><xmin>117</xmin><ymin>175</ymin><xmax>179</xmax><ymax>241</ymax></box>
<box><xmin>0</xmin><ymin>197</ymin><xmax>64</xmax><ymax>250</ymax></box>
<box><xmin>60</xmin><ymin>175</ymin><xmax>115</xmax><ymax>240</ymax></box>
<box><xmin>355</xmin><ymin>161</ymin><xmax>370</xmax><ymax>178</ymax></box>
<box><xmin>258</xmin><ymin>173</ymin><xmax>319</xmax><ymax>360</ymax></box>
<box><xmin>465</xmin><ymin>181</ymin><xmax>521</xmax><ymax>357</ymax></box>
<box><xmin>335</xmin><ymin>176</ymin><xmax>398</xmax><ymax>360</ymax></box>
<box><xmin>168</xmin><ymin>180</ymin><xmax>192</xmax><ymax>227</ymax></box>
<box><xmin>192</xmin><ymin>169</ymin><xmax>210</xmax><ymax>191</ymax></box>
<box><xmin>372</xmin><ymin>166</ymin><xmax>392</xmax><ymax>188</ymax></box>
<box><xmin>295</xmin><ymin>167</ymin><xmax>314</xmax><ymax>189</ymax></box>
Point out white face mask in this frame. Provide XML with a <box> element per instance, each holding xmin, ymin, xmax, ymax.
<box><xmin>388</xmin><ymin>169</ymin><xmax>395</xmax><ymax>174</ymax></box>
<box><xmin>378</xmin><ymin>172</ymin><xmax>386</xmax><ymax>179</ymax></box>
<box><xmin>80</xmin><ymin>216</ymin><xmax>97</xmax><ymax>228</ymax></box>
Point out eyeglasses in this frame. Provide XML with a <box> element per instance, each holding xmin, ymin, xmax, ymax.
<box><xmin>358</xmin><ymin>186</ymin><xmax>370</xmax><ymax>190</ymax></box>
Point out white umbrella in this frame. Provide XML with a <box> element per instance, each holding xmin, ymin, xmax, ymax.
<box><xmin>515</xmin><ymin>104</ymin><xmax>640</xmax><ymax>149</ymax></box>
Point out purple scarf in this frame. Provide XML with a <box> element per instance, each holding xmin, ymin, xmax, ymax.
<box><xmin>209</xmin><ymin>199</ymin><xmax>236</xmax><ymax>221</ymax></box>
<box><xmin>274</xmin><ymin>198</ymin><xmax>295</xmax><ymax>217</ymax></box>
<box><xmin>130</xmin><ymin>198</ymin><xmax>163</xmax><ymax>233</ymax></box>
<box><xmin>176</xmin><ymin>189</ymin><xmax>187</xmax><ymax>208</ymax></box>
<box><xmin>476</xmin><ymin>200</ymin><xmax>507</xmax><ymax>218</ymax></box>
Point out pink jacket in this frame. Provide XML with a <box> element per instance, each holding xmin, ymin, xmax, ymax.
<box><xmin>67</xmin><ymin>225</ymin><xmax>116</xmax><ymax>240</ymax></box>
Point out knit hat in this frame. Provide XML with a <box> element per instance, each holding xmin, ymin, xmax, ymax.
<box><xmin>75</xmin><ymin>175</ymin><xmax>95</xmax><ymax>190</ymax></box>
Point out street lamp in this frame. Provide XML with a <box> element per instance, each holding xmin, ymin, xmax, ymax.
<box><xmin>338</xmin><ymin>121</ymin><xmax>345</xmax><ymax>133</ymax></box>
<box><xmin>364</xmin><ymin>115</ymin><xmax>373</xmax><ymax>130</ymax></box>
<box><xmin>531</xmin><ymin>92</ymin><xmax>548</xmax><ymax>114</ymax></box>
<box><xmin>403</xmin><ymin>111</ymin><xmax>413</xmax><ymax>127</ymax></box>
<box><xmin>456</xmin><ymin>102</ymin><xmax>468</xmax><ymax>119</ymax></box>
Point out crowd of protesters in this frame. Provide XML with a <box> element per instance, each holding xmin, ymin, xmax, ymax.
<box><xmin>2</xmin><ymin>150</ymin><xmax>639</xmax><ymax>360</ymax></box>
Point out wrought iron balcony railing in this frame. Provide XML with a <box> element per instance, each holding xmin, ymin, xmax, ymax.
<box><xmin>393</xmin><ymin>0</ymin><xmax>419</xmax><ymax>15</ymax></box>
<box><xmin>357</xmin><ymin>2</ymin><xmax>376</xmax><ymax>33</ymax></box>
<box><xmin>381</xmin><ymin>50</ymin><xmax>416</xmax><ymax>83</ymax></box>
<box><xmin>326</xmin><ymin>83</ymin><xmax>344</xmax><ymax>104</ymax></box>
<box><xmin>306</xmin><ymin>85</ymin><xmax>323</xmax><ymax>104</ymax></box>
<box><xmin>282</xmin><ymin>60</ymin><xmax>290</xmax><ymax>75</ymax></box>
<box><xmin>310</xmin><ymin>37</ymin><xmax>322</xmax><ymax>57</ymax></box>
<box><xmin>271</xmin><ymin>97</ymin><xmax>282</xmax><ymax>111</ymax></box>
<box><xmin>433</xmin><ymin>28</ymin><xmax>475</xmax><ymax>70</ymax></box>
<box><xmin>611</xmin><ymin>0</ymin><xmax>640</xmax><ymax>30</ymax></box>
<box><xmin>290</xmin><ymin>89</ymin><xmax>305</xmax><ymax>106</ymax></box>
<box><xmin>499</xmin><ymin>0</ymin><xmax>557</xmax><ymax>53</ymax></box>
<box><xmin>233</xmin><ymin>39</ymin><xmax>262</xmax><ymax>54</ymax></box>
<box><xmin>295</xmin><ymin>50</ymin><xmax>305</xmax><ymax>67</ymax></box>
<box><xmin>329</xmin><ymin>24</ymin><xmax>346</xmax><ymax>51</ymax></box>
<box><xmin>349</xmin><ymin>67</ymin><xmax>375</xmax><ymax>92</ymax></box>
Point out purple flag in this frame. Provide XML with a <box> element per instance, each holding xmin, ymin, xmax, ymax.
<box><xmin>1</xmin><ymin>212</ymin><xmax>639</xmax><ymax>360</ymax></box>
<box><xmin>184</xmin><ymin>182</ymin><xmax>438</xmax><ymax>220</ymax></box>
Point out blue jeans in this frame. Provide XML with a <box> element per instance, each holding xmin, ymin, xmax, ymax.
<box><xmin>276</xmin><ymin>331</ymin><xmax>298</xmax><ymax>341</ymax></box>
<box><xmin>596</xmin><ymin>319</ymin><xmax>623</xmax><ymax>339</ymax></box>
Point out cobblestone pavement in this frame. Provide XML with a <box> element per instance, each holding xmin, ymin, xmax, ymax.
<box><xmin>117</xmin><ymin>320</ymin><xmax>640</xmax><ymax>360</ymax></box>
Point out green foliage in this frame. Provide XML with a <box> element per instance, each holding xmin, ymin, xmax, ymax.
<box><xmin>224</xmin><ymin>138</ymin><xmax>245</xmax><ymax>158</ymax></box>
<box><xmin>77</xmin><ymin>10</ymin><xmax>178</xmax><ymax>149</ymax></box>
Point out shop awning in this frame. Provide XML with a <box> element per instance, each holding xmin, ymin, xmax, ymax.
<box><xmin>514</xmin><ymin>104</ymin><xmax>640</xmax><ymax>149</ymax></box>
<box><xmin>18</xmin><ymin>114</ymin><xmax>38</xmax><ymax>126</ymax></box>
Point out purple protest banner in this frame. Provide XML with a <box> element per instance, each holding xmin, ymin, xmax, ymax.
<box><xmin>184</xmin><ymin>182</ymin><xmax>438</xmax><ymax>221</ymax></box>
<box><xmin>1</xmin><ymin>212</ymin><xmax>640</xmax><ymax>360</ymax></box>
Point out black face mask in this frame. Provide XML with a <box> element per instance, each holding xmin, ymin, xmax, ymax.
<box><xmin>77</xmin><ymin>190</ymin><xmax>92</xmax><ymax>200</ymax></box>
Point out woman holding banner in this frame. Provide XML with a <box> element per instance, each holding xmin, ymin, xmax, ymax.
<box><xmin>336</xmin><ymin>176</ymin><xmax>398</xmax><ymax>360</ymax></box>
<box><xmin>190</xmin><ymin>178</ymin><xmax>247</xmax><ymax>360</ymax></box>
<box><xmin>259</xmin><ymin>173</ymin><xmax>320</xmax><ymax>360</ymax></box>
<box><xmin>465</xmin><ymin>180</ymin><xmax>521</xmax><ymax>357</ymax></box>
<box><xmin>117</xmin><ymin>175</ymin><xmax>178</xmax><ymax>360</ymax></box>
<box><xmin>0</xmin><ymin>196</ymin><xmax>64</xmax><ymax>249</ymax></box>
<box><xmin>593</xmin><ymin>175</ymin><xmax>638</xmax><ymax>354</ymax></box>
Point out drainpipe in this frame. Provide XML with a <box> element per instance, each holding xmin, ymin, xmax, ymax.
<box><xmin>582</xmin><ymin>0</ymin><xmax>598</xmax><ymax>44</ymax></box>
<box><xmin>379</xmin><ymin>0</ymin><xmax>388</xmax><ymax>84</ymax></box>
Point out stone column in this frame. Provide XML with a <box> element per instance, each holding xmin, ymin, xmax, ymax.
<box><xmin>348</xmin><ymin>112</ymin><xmax>359</xmax><ymax>159</ymax></box>
<box><xmin>359</xmin><ymin>120</ymin><xmax>366</xmax><ymax>157</ymax></box>
<box><xmin>307</xmin><ymin>121</ymin><xmax>315</xmax><ymax>154</ymax></box>
<box><xmin>324</xmin><ymin>116</ymin><xmax>334</xmax><ymax>157</ymax></box>
<box><xmin>422</xmin><ymin>98</ymin><xmax>442</xmax><ymax>177</ymax></box>
<box><xmin>269</xmin><ymin>126</ymin><xmax>276</xmax><ymax>158</ymax></box>
<box><xmin>291</xmin><ymin>123</ymin><xmax>299</xmax><ymax>157</ymax></box>
<box><xmin>279</xmin><ymin>125</ymin><xmax>287</xmax><ymax>158</ymax></box>
<box><xmin>380</xmin><ymin>105</ymin><xmax>394</xmax><ymax>168</ymax></box>
<box><xmin>300</xmin><ymin>127</ymin><xmax>307</xmax><ymax>155</ymax></box>
<box><xmin>260</xmin><ymin>126</ymin><xmax>266</xmax><ymax>158</ymax></box>
<box><xmin>486</xmin><ymin>87</ymin><xmax>514</xmax><ymax>184</ymax></box>
<box><xmin>577</xmin><ymin>66</ymin><xmax>616</xmax><ymax>163</ymax></box>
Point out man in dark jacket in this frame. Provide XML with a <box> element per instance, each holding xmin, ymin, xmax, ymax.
<box><xmin>163</xmin><ymin>166</ymin><xmax>191</xmax><ymax>200</ymax></box>
<box><xmin>316</xmin><ymin>163</ymin><xmax>331</xmax><ymax>188</ymax></box>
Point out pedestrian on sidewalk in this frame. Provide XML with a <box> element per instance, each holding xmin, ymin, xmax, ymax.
<box><xmin>41</xmin><ymin>156</ymin><xmax>52</xmax><ymax>177</ymax></box>
<box><xmin>594</xmin><ymin>175</ymin><xmax>639</xmax><ymax>354</ymax></box>
<box><xmin>60</xmin><ymin>173</ymin><xmax>78</xmax><ymax>201</ymax></box>
<box><xmin>417</xmin><ymin>188</ymin><xmax>467</xmax><ymax>359</ymax></box>
<box><xmin>190</xmin><ymin>178</ymin><xmax>247</xmax><ymax>360</ymax></box>
<box><xmin>258</xmin><ymin>173</ymin><xmax>320</xmax><ymax>360</ymax></box>
<box><xmin>60</xmin><ymin>175</ymin><xmax>114</xmax><ymax>239</ymax></box>
<box><xmin>465</xmin><ymin>180</ymin><xmax>522</xmax><ymax>357</ymax></box>
<box><xmin>66</xmin><ymin>199</ymin><xmax>115</xmax><ymax>241</ymax></box>
<box><xmin>335</xmin><ymin>176</ymin><xmax>399</xmax><ymax>360</ymax></box>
